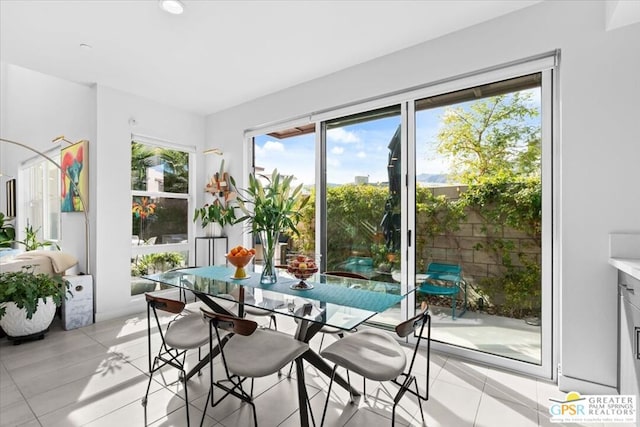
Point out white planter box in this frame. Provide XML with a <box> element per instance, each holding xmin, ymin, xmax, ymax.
<box><xmin>62</xmin><ymin>275</ymin><xmax>93</xmax><ymax>330</ymax></box>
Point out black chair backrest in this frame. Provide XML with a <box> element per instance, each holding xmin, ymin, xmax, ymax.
<box><xmin>395</xmin><ymin>307</ymin><xmax>429</xmax><ymax>338</ymax></box>
<box><xmin>395</xmin><ymin>307</ymin><xmax>431</xmax><ymax>379</ymax></box>
<box><xmin>145</xmin><ymin>293</ymin><xmax>185</xmax><ymax>314</ymax></box>
<box><xmin>324</xmin><ymin>271</ymin><xmax>368</xmax><ymax>280</ymax></box>
<box><xmin>201</xmin><ymin>309</ymin><xmax>258</xmax><ymax>336</ymax></box>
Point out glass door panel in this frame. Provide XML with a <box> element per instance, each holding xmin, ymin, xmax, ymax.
<box><xmin>414</xmin><ymin>74</ymin><xmax>544</xmax><ymax>364</ymax></box>
<box><xmin>253</xmin><ymin>127</ymin><xmax>316</xmax><ymax>266</ymax></box>
<box><xmin>324</xmin><ymin>105</ymin><xmax>402</xmax><ymax>327</ymax></box>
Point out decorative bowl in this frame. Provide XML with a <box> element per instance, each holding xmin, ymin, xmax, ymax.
<box><xmin>226</xmin><ymin>253</ymin><xmax>254</xmax><ymax>279</ymax></box>
<box><xmin>287</xmin><ymin>253</ymin><xmax>320</xmax><ymax>290</ymax></box>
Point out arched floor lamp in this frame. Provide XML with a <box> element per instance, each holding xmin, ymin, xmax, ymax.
<box><xmin>0</xmin><ymin>137</ymin><xmax>91</xmax><ymax>275</ymax></box>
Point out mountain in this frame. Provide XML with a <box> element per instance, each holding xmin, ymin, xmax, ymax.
<box><xmin>416</xmin><ymin>173</ymin><xmax>448</xmax><ymax>185</ymax></box>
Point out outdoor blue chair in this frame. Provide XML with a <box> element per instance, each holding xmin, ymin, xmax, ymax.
<box><xmin>419</xmin><ymin>262</ymin><xmax>467</xmax><ymax>319</ymax></box>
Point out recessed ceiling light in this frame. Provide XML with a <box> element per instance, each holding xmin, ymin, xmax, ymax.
<box><xmin>79</xmin><ymin>43</ymin><xmax>92</xmax><ymax>50</ymax></box>
<box><xmin>159</xmin><ymin>0</ymin><xmax>184</xmax><ymax>15</ymax></box>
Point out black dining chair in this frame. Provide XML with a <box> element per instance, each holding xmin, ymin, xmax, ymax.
<box><xmin>142</xmin><ymin>293</ymin><xmax>211</xmax><ymax>426</ymax></box>
<box><xmin>320</xmin><ymin>307</ymin><xmax>431</xmax><ymax>426</ymax></box>
<box><xmin>285</xmin><ymin>270</ymin><xmax>367</xmax><ymax>378</ymax></box>
<box><xmin>199</xmin><ymin>309</ymin><xmax>314</xmax><ymax>427</ymax></box>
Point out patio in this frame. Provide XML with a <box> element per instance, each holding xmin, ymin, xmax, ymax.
<box><xmin>372</xmin><ymin>305</ymin><xmax>541</xmax><ymax>365</ymax></box>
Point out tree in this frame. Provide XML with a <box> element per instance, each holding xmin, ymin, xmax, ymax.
<box><xmin>131</xmin><ymin>142</ymin><xmax>155</xmax><ymax>190</ymax></box>
<box><xmin>160</xmin><ymin>149</ymin><xmax>189</xmax><ymax>193</ymax></box>
<box><xmin>437</xmin><ymin>92</ymin><xmax>540</xmax><ymax>184</ymax></box>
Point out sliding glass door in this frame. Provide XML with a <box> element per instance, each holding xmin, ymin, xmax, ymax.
<box><xmin>324</xmin><ymin>106</ymin><xmax>403</xmax><ymax>326</ymax></box>
<box><xmin>247</xmin><ymin>59</ymin><xmax>555</xmax><ymax>377</ymax></box>
<box><xmin>411</xmin><ymin>72</ymin><xmax>552</xmax><ymax>373</ymax></box>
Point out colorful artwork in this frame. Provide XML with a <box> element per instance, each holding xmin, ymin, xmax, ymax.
<box><xmin>61</xmin><ymin>140</ymin><xmax>88</xmax><ymax>212</ymax></box>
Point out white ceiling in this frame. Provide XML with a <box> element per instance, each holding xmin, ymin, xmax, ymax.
<box><xmin>0</xmin><ymin>0</ymin><xmax>546</xmax><ymax>115</ymax></box>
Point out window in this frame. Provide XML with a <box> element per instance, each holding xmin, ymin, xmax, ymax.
<box><xmin>130</xmin><ymin>139</ymin><xmax>192</xmax><ymax>296</ymax></box>
<box><xmin>19</xmin><ymin>152</ymin><xmax>60</xmax><ymax>243</ymax></box>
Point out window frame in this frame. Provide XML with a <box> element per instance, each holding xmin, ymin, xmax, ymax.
<box><xmin>18</xmin><ymin>149</ymin><xmax>61</xmax><ymax>244</ymax></box>
<box><xmin>130</xmin><ymin>137</ymin><xmax>194</xmax><ymax>272</ymax></box>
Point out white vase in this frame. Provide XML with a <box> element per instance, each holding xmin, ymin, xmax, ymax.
<box><xmin>205</xmin><ymin>222</ymin><xmax>224</xmax><ymax>237</ymax></box>
<box><xmin>0</xmin><ymin>297</ymin><xmax>57</xmax><ymax>338</ymax></box>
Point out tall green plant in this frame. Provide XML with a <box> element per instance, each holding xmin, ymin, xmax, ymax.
<box><xmin>236</xmin><ymin>169</ymin><xmax>310</xmax><ymax>237</ymax></box>
<box><xmin>236</xmin><ymin>170</ymin><xmax>310</xmax><ymax>282</ymax></box>
<box><xmin>193</xmin><ymin>160</ymin><xmax>238</xmax><ymax>228</ymax></box>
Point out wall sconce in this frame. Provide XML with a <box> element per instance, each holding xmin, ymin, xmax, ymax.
<box><xmin>204</xmin><ymin>148</ymin><xmax>223</xmax><ymax>156</ymax></box>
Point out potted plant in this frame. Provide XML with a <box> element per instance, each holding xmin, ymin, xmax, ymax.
<box><xmin>0</xmin><ymin>266</ymin><xmax>70</xmax><ymax>342</ymax></box>
<box><xmin>193</xmin><ymin>160</ymin><xmax>237</xmax><ymax>236</ymax></box>
<box><xmin>236</xmin><ymin>169</ymin><xmax>310</xmax><ymax>284</ymax></box>
<box><xmin>12</xmin><ymin>222</ymin><xmax>60</xmax><ymax>251</ymax></box>
<box><xmin>0</xmin><ymin>212</ymin><xmax>16</xmax><ymax>248</ymax></box>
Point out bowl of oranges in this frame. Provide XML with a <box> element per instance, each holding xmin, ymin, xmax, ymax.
<box><xmin>226</xmin><ymin>245</ymin><xmax>256</xmax><ymax>279</ymax></box>
<box><xmin>287</xmin><ymin>253</ymin><xmax>320</xmax><ymax>290</ymax></box>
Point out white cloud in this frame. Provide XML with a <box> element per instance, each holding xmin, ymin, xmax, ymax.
<box><xmin>331</xmin><ymin>146</ymin><xmax>344</xmax><ymax>155</ymax></box>
<box><xmin>327</xmin><ymin>128</ymin><xmax>360</xmax><ymax>143</ymax></box>
<box><xmin>356</xmin><ymin>151</ymin><xmax>366</xmax><ymax>158</ymax></box>
<box><xmin>255</xmin><ymin>140</ymin><xmax>284</xmax><ymax>158</ymax></box>
<box><xmin>327</xmin><ymin>157</ymin><xmax>341</xmax><ymax>168</ymax></box>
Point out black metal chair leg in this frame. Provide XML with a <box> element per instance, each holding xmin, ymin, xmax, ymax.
<box><xmin>199</xmin><ymin>387</ymin><xmax>212</xmax><ymax>427</ymax></box>
<box><xmin>414</xmin><ymin>377</ymin><xmax>426</xmax><ymax>426</ymax></box>
<box><xmin>182</xmin><ymin>368</ymin><xmax>190</xmax><ymax>426</ymax></box>
<box><xmin>142</xmin><ymin>356</ymin><xmax>158</xmax><ymax>407</ymax></box>
<box><xmin>320</xmin><ymin>365</ymin><xmax>338</xmax><ymax>427</ymax></box>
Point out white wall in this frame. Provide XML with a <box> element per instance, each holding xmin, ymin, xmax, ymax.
<box><xmin>1</xmin><ymin>65</ymin><xmax>206</xmax><ymax>322</ymax></box>
<box><xmin>94</xmin><ymin>86</ymin><xmax>205</xmax><ymax>321</ymax></box>
<box><xmin>205</xmin><ymin>1</ymin><xmax>640</xmax><ymax>392</ymax></box>
<box><xmin>0</xmin><ymin>63</ymin><xmax>95</xmax><ymax>275</ymax></box>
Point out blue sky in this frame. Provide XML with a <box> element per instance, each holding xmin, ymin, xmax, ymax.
<box><xmin>254</xmin><ymin>88</ymin><xmax>540</xmax><ymax>187</ymax></box>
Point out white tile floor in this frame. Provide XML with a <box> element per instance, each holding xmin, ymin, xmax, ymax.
<box><xmin>0</xmin><ymin>310</ymin><xmax>628</xmax><ymax>427</ymax></box>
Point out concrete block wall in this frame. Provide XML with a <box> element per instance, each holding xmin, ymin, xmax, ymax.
<box><xmin>415</xmin><ymin>185</ymin><xmax>541</xmax><ymax>287</ymax></box>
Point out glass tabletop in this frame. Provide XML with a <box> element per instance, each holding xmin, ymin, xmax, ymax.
<box><xmin>144</xmin><ymin>265</ymin><xmax>407</xmax><ymax>330</ymax></box>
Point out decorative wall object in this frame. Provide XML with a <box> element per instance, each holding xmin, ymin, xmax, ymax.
<box><xmin>6</xmin><ymin>178</ymin><xmax>16</xmax><ymax>218</ymax></box>
<box><xmin>60</xmin><ymin>140</ymin><xmax>88</xmax><ymax>212</ymax></box>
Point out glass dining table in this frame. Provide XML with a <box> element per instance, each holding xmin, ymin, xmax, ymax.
<box><xmin>145</xmin><ymin>265</ymin><xmax>411</xmax><ymax>426</ymax></box>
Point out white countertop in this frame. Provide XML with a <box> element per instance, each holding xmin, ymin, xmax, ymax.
<box><xmin>608</xmin><ymin>257</ymin><xmax>640</xmax><ymax>280</ymax></box>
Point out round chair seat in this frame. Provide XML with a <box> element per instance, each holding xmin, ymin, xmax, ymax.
<box><xmin>320</xmin><ymin>329</ymin><xmax>406</xmax><ymax>381</ymax></box>
<box><xmin>165</xmin><ymin>313</ymin><xmax>210</xmax><ymax>350</ymax></box>
<box><xmin>226</xmin><ymin>329</ymin><xmax>309</xmax><ymax>378</ymax></box>
<box><xmin>319</xmin><ymin>325</ymin><xmax>342</xmax><ymax>334</ymax></box>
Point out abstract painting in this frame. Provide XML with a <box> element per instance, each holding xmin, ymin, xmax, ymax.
<box><xmin>61</xmin><ymin>140</ymin><xmax>88</xmax><ymax>212</ymax></box>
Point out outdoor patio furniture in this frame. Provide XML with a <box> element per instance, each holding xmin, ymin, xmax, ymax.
<box><xmin>419</xmin><ymin>262</ymin><xmax>467</xmax><ymax>319</ymax></box>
